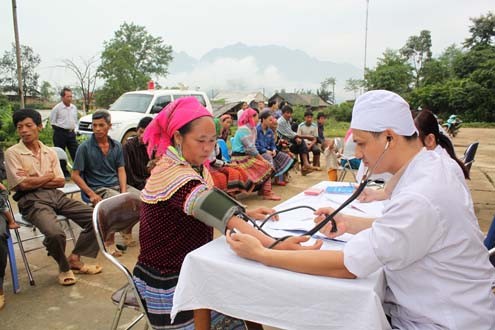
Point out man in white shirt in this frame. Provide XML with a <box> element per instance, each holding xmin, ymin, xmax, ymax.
<box><xmin>50</xmin><ymin>87</ymin><xmax>79</xmax><ymax>179</ymax></box>
<box><xmin>227</xmin><ymin>90</ymin><xmax>495</xmax><ymax>329</ymax></box>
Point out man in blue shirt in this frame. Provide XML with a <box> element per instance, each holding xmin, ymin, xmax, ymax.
<box><xmin>72</xmin><ymin>110</ymin><xmax>139</xmax><ymax>254</ymax></box>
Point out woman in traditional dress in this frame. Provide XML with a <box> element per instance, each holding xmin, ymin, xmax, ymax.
<box><xmin>133</xmin><ymin>97</ymin><xmax>321</xmax><ymax>329</ymax></box>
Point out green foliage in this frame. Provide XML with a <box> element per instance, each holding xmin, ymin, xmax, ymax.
<box><xmin>317</xmin><ymin>77</ymin><xmax>336</xmax><ymax>104</ymax></box>
<box><xmin>364</xmin><ymin>49</ymin><xmax>413</xmax><ymax>95</ymax></box>
<box><xmin>0</xmin><ymin>44</ymin><xmax>41</xmax><ymax>98</ymax></box>
<box><xmin>97</xmin><ymin>22</ymin><xmax>173</xmax><ymax>107</ymax></box>
<box><xmin>400</xmin><ymin>30</ymin><xmax>432</xmax><ymax>87</ymax></box>
<box><xmin>344</xmin><ymin>79</ymin><xmax>364</xmax><ymax>99</ymax></box>
<box><xmin>365</xmin><ymin>12</ymin><xmax>495</xmax><ymax>122</ymax></box>
<box><xmin>463</xmin><ymin>11</ymin><xmax>495</xmax><ymax>49</ymax></box>
<box><xmin>40</xmin><ymin>80</ymin><xmax>54</xmax><ymax>101</ymax></box>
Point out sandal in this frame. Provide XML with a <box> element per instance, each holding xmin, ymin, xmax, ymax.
<box><xmin>263</xmin><ymin>193</ymin><xmax>282</xmax><ymax>201</ymax></box>
<box><xmin>58</xmin><ymin>270</ymin><xmax>77</xmax><ymax>286</ymax></box>
<box><xmin>106</xmin><ymin>243</ymin><xmax>123</xmax><ymax>257</ymax></box>
<box><xmin>120</xmin><ymin>232</ymin><xmax>137</xmax><ymax>247</ymax></box>
<box><xmin>71</xmin><ymin>264</ymin><xmax>103</xmax><ymax>275</ymax></box>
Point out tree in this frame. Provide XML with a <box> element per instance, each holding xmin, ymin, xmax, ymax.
<box><xmin>60</xmin><ymin>56</ymin><xmax>99</xmax><ymax>113</ymax></box>
<box><xmin>40</xmin><ymin>80</ymin><xmax>54</xmax><ymax>102</ymax></box>
<box><xmin>364</xmin><ymin>49</ymin><xmax>413</xmax><ymax>95</ymax></box>
<box><xmin>97</xmin><ymin>22</ymin><xmax>173</xmax><ymax>106</ymax></box>
<box><xmin>317</xmin><ymin>77</ymin><xmax>336</xmax><ymax>104</ymax></box>
<box><xmin>344</xmin><ymin>78</ymin><xmax>364</xmax><ymax>99</ymax></box>
<box><xmin>464</xmin><ymin>12</ymin><xmax>495</xmax><ymax>49</ymax></box>
<box><xmin>400</xmin><ymin>30</ymin><xmax>432</xmax><ymax>87</ymax></box>
<box><xmin>0</xmin><ymin>44</ymin><xmax>41</xmax><ymax>100</ymax></box>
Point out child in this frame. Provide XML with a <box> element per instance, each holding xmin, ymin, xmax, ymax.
<box><xmin>323</xmin><ymin>138</ymin><xmax>340</xmax><ymax>181</ymax></box>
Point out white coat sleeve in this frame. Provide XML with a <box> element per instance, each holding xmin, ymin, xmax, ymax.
<box><xmin>343</xmin><ymin>192</ymin><xmax>445</xmax><ymax>278</ymax></box>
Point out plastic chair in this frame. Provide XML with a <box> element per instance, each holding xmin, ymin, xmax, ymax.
<box><xmin>51</xmin><ymin>147</ymin><xmax>81</xmax><ymax>197</ymax></box>
<box><xmin>484</xmin><ymin>215</ymin><xmax>495</xmax><ymax>267</ymax></box>
<box><xmin>461</xmin><ymin>142</ymin><xmax>479</xmax><ymax>177</ymax></box>
<box><xmin>92</xmin><ymin>193</ymin><xmax>150</xmax><ymax>330</ymax></box>
<box><xmin>338</xmin><ymin>157</ymin><xmax>359</xmax><ymax>182</ymax></box>
<box><xmin>217</xmin><ymin>139</ymin><xmax>231</xmax><ymax>163</ymax></box>
<box><xmin>7</xmin><ymin>198</ymin><xmax>76</xmax><ymax>286</ymax></box>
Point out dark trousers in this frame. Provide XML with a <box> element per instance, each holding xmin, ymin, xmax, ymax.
<box><xmin>0</xmin><ymin>215</ymin><xmax>7</xmax><ymax>287</ymax></box>
<box><xmin>18</xmin><ymin>189</ymin><xmax>99</xmax><ymax>272</ymax></box>
<box><xmin>52</xmin><ymin>127</ymin><xmax>79</xmax><ymax>177</ymax></box>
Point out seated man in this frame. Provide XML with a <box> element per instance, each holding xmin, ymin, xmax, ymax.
<box><xmin>276</xmin><ymin>105</ymin><xmax>314</xmax><ymax>175</ymax></box>
<box><xmin>123</xmin><ymin>116</ymin><xmax>153</xmax><ymax>190</ymax></box>
<box><xmin>72</xmin><ymin>110</ymin><xmax>140</xmax><ymax>255</ymax></box>
<box><xmin>5</xmin><ymin>109</ymin><xmax>102</xmax><ymax>286</ymax></box>
<box><xmin>297</xmin><ymin>111</ymin><xmax>321</xmax><ymax>169</ymax></box>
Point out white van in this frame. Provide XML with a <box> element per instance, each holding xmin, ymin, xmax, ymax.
<box><xmin>76</xmin><ymin>90</ymin><xmax>213</xmax><ymax>143</ymax></box>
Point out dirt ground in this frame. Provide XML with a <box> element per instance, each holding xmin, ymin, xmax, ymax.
<box><xmin>2</xmin><ymin>128</ymin><xmax>493</xmax><ymax>330</ymax></box>
<box><xmin>241</xmin><ymin>127</ymin><xmax>495</xmax><ymax>233</ymax></box>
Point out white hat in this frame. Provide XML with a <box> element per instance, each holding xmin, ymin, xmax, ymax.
<box><xmin>350</xmin><ymin>90</ymin><xmax>418</xmax><ymax>136</ymax></box>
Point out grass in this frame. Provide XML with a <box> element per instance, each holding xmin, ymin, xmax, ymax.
<box><xmin>462</xmin><ymin>122</ymin><xmax>495</xmax><ymax>128</ymax></box>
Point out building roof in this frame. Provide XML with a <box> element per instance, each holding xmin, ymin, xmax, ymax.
<box><xmin>213</xmin><ymin>91</ymin><xmax>267</xmax><ymax>104</ymax></box>
<box><xmin>270</xmin><ymin>92</ymin><xmax>329</xmax><ymax>107</ymax></box>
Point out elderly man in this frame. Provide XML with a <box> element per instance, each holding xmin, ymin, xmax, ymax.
<box><xmin>228</xmin><ymin>90</ymin><xmax>495</xmax><ymax>329</ymax></box>
<box><xmin>5</xmin><ymin>109</ymin><xmax>101</xmax><ymax>286</ymax></box>
<box><xmin>49</xmin><ymin>87</ymin><xmax>78</xmax><ymax>179</ymax></box>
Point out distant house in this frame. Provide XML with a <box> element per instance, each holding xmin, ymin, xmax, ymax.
<box><xmin>2</xmin><ymin>90</ymin><xmax>41</xmax><ymax>104</ymax></box>
<box><xmin>269</xmin><ymin>92</ymin><xmax>329</xmax><ymax>111</ymax></box>
<box><xmin>212</xmin><ymin>91</ymin><xmax>267</xmax><ymax>119</ymax></box>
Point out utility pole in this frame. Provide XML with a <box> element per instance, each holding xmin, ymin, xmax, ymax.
<box><xmin>363</xmin><ymin>0</ymin><xmax>369</xmax><ymax>78</ymax></box>
<box><xmin>12</xmin><ymin>0</ymin><xmax>25</xmax><ymax>108</ymax></box>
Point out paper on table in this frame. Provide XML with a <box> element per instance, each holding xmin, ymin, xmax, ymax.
<box><xmin>324</xmin><ymin>194</ymin><xmax>384</xmax><ymax>218</ymax></box>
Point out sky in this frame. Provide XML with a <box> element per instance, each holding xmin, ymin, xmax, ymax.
<box><xmin>0</xmin><ymin>0</ymin><xmax>493</xmax><ymax>97</ymax></box>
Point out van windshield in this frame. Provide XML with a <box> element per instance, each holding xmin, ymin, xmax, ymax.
<box><xmin>109</xmin><ymin>94</ymin><xmax>153</xmax><ymax>113</ymax></box>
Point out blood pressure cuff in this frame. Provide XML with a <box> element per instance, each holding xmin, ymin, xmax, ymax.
<box><xmin>192</xmin><ymin>188</ymin><xmax>246</xmax><ymax>234</ymax></box>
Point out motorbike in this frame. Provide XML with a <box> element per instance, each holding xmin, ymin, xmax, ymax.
<box><xmin>442</xmin><ymin>115</ymin><xmax>462</xmax><ymax>138</ymax></box>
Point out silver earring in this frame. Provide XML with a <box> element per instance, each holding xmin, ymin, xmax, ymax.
<box><xmin>176</xmin><ymin>144</ymin><xmax>183</xmax><ymax>159</ymax></box>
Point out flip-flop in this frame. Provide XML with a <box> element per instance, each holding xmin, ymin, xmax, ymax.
<box><xmin>58</xmin><ymin>270</ymin><xmax>77</xmax><ymax>286</ymax></box>
<box><xmin>71</xmin><ymin>264</ymin><xmax>103</xmax><ymax>275</ymax></box>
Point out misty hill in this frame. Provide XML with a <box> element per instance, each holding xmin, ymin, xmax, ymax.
<box><xmin>169</xmin><ymin>43</ymin><xmax>362</xmax><ymax>86</ymax></box>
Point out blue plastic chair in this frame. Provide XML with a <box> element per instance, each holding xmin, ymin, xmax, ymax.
<box><xmin>217</xmin><ymin>139</ymin><xmax>231</xmax><ymax>163</ymax></box>
<box><xmin>484</xmin><ymin>215</ymin><xmax>495</xmax><ymax>267</ymax></box>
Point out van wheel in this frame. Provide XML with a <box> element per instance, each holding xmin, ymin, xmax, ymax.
<box><xmin>121</xmin><ymin>130</ymin><xmax>137</xmax><ymax>144</ymax></box>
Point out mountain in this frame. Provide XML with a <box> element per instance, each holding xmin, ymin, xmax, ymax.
<box><xmin>167</xmin><ymin>43</ymin><xmax>362</xmax><ymax>100</ymax></box>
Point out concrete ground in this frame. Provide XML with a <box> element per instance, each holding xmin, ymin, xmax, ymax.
<box><xmin>1</xmin><ymin>128</ymin><xmax>494</xmax><ymax>329</ymax></box>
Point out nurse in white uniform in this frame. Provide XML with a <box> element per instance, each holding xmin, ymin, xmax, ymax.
<box><xmin>227</xmin><ymin>90</ymin><xmax>495</xmax><ymax>330</ymax></box>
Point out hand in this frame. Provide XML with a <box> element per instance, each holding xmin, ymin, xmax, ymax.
<box><xmin>246</xmin><ymin>207</ymin><xmax>279</xmax><ymax>221</ymax></box>
<box><xmin>0</xmin><ymin>183</ymin><xmax>6</xmax><ymax>190</ymax></box>
<box><xmin>357</xmin><ymin>187</ymin><xmax>387</xmax><ymax>203</ymax></box>
<box><xmin>274</xmin><ymin>235</ymin><xmax>323</xmax><ymax>251</ymax></box>
<box><xmin>16</xmin><ymin>169</ymin><xmax>28</xmax><ymax>177</ymax></box>
<box><xmin>89</xmin><ymin>192</ymin><xmax>103</xmax><ymax>205</ymax></box>
<box><xmin>226</xmin><ymin>230</ymin><xmax>265</xmax><ymax>261</ymax></box>
<box><xmin>313</xmin><ymin>208</ymin><xmax>347</xmax><ymax>238</ymax></box>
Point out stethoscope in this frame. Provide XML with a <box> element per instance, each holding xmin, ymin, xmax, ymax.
<box><xmin>255</xmin><ymin>136</ymin><xmax>392</xmax><ymax>249</ymax></box>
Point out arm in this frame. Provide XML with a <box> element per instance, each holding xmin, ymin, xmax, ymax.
<box><xmin>226</xmin><ymin>232</ymin><xmax>355</xmax><ymax>278</ymax></box>
<box><xmin>313</xmin><ymin>208</ymin><xmax>375</xmax><ymax>237</ymax></box>
<box><xmin>4</xmin><ymin>148</ymin><xmax>61</xmax><ymax>190</ymax></box>
<box><xmin>71</xmin><ymin>169</ymin><xmax>101</xmax><ymax>204</ymax></box>
<box><xmin>49</xmin><ymin>106</ymin><xmax>58</xmax><ymax>126</ymax></box>
<box><xmin>117</xmin><ymin>166</ymin><xmax>127</xmax><ymax>193</ymax></box>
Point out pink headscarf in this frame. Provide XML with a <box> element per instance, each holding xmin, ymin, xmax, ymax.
<box><xmin>238</xmin><ymin>108</ymin><xmax>257</xmax><ymax>128</ymax></box>
<box><xmin>143</xmin><ymin>96</ymin><xmax>212</xmax><ymax>158</ymax></box>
